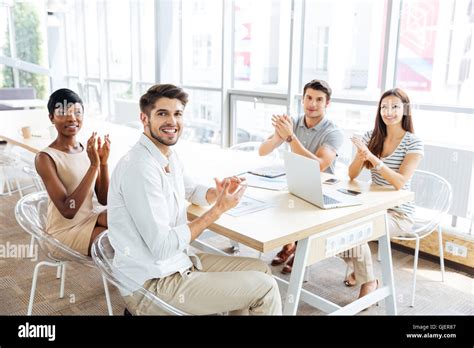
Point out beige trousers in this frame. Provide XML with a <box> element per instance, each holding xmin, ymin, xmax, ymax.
<box><xmin>123</xmin><ymin>253</ymin><xmax>282</xmax><ymax>315</ymax></box>
<box><xmin>341</xmin><ymin>211</ymin><xmax>414</xmax><ymax>285</ymax></box>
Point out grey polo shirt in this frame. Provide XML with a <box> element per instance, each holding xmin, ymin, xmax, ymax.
<box><xmin>292</xmin><ymin>115</ymin><xmax>344</xmax><ymax>174</ymax></box>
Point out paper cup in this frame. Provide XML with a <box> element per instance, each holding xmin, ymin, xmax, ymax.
<box><xmin>20</xmin><ymin>126</ymin><xmax>32</xmax><ymax>139</ymax></box>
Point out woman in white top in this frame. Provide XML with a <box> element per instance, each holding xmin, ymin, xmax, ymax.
<box><xmin>345</xmin><ymin>88</ymin><xmax>424</xmax><ymax>300</ymax></box>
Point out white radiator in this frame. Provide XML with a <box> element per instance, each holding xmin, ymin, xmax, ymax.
<box><xmin>418</xmin><ymin>143</ymin><xmax>474</xmax><ymax>220</ymax></box>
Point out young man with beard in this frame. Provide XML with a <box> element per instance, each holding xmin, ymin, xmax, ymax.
<box><xmin>108</xmin><ymin>84</ymin><xmax>282</xmax><ymax>315</ymax></box>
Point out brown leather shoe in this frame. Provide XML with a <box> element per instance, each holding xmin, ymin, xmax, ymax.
<box><xmin>343</xmin><ymin>272</ymin><xmax>357</xmax><ymax>287</ymax></box>
<box><xmin>281</xmin><ymin>254</ymin><xmax>295</xmax><ymax>274</ymax></box>
<box><xmin>358</xmin><ymin>279</ymin><xmax>380</xmax><ymax>311</ymax></box>
<box><xmin>271</xmin><ymin>244</ymin><xmax>296</xmax><ymax>266</ymax></box>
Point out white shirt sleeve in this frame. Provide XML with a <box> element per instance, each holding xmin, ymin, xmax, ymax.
<box><xmin>182</xmin><ymin>162</ymin><xmax>211</xmax><ymax>206</ymax></box>
<box><xmin>121</xmin><ymin>162</ymin><xmax>191</xmax><ymax>261</ymax></box>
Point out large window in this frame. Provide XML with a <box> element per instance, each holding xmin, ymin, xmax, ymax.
<box><xmin>138</xmin><ymin>0</ymin><xmax>155</xmax><ymax>82</ymax></box>
<box><xmin>396</xmin><ymin>0</ymin><xmax>474</xmax><ymax>107</ymax></box>
<box><xmin>181</xmin><ymin>0</ymin><xmax>222</xmax><ymax>87</ymax></box>
<box><xmin>182</xmin><ymin>88</ymin><xmax>222</xmax><ymax>146</ymax></box>
<box><xmin>0</xmin><ymin>0</ymin><xmax>49</xmax><ymax>97</ymax></box>
<box><xmin>0</xmin><ymin>3</ymin><xmax>12</xmax><ymax>86</ymax></box>
<box><xmin>64</xmin><ymin>1</ymin><xmax>80</xmax><ymax>76</ymax></box>
<box><xmin>59</xmin><ymin>0</ymin><xmax>156</xmax><ymax>118</ymax></box>
<box><xmin>231</xmin><ymin>94</ymin><xmax>287</xmax><ymax>145</ymax></box>
<box><xmin>105</xmin><ymin>1</ymin><xmax>131</xmax><ymax>80</ymax></box>
<box><xmin>84</xmin><ymin>1</ymin><xmax>100</xmax><ymax>78</ymax></box>
<box><xmin>301</xmin><ymin>0</ymin><xmax>387</xmax><ymax>99</ymax></box>
<box><xmin>232</xmin><ymin>0</ymin><xmax>291</xmax><ymax>92</ymax></box>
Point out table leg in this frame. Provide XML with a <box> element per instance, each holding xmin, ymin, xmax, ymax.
<box><xmin>378</xmin><ymin>212</ymin><xmax>397</xmax><ymax>315</ymax></box>
<box><xmin>282</xmin><ymin>237</ymin><xmax>310</xmax><ymax>315</ymax></box>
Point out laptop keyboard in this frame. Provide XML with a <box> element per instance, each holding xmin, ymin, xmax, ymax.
<box><xmin>323</xmin><ymin>194</ymin><xmax>340</xmax><ymax>205</ymax></box>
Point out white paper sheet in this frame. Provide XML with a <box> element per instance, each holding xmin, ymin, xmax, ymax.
<box><xmin>226</xmin><ymin>195</ymin><xmax>275</xmax><ymax>217</ymax></box>
<box><xmin>241</xmin><ymin>173</ymin><xmax>287</xmax><ymax>191</ymax></box>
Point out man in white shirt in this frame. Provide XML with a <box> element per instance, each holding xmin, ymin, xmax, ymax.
<box><xmin>108</xmin><ymin>84</ymin><xmax>282</xmax><ymax>315</ymax></box>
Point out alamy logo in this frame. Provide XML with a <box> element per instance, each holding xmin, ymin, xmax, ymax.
<box><xmin>0</xmin><ymin>242</ymin><xmax>38</xmax><ymax>262</ymax></box>
<box><xmin>18</xmin><ymin>322</ymin><xmax>56</xmax><ymax>341</ymax></box>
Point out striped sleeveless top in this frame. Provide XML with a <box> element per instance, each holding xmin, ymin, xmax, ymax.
<box><xmin>362</xmin><ymin>130</ymin><xmax>424</xmax><ymax>216</ymax></box>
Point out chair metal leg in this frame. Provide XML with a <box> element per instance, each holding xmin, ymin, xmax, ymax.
<box><xmin>102</xmin><ymin>275</ymin><xmax>113</xmax><ymax>315</ymax></box>
<box><xmin>6</xmin><ymin>175</ymin><xmax>13</xmax><ymax>195</ymax></box>
<box><xmin>32</xmin><ymin>178</ymin><xmax>40</xmax><ymax>191</ymax></box>
<box><xmin>14</xmin><ymin>176</ymin><xmax>23</xmax><ymax>198</ymax></box>
<box><xmin>2</xmin><ymin>166</ymin><xmax>12</xmax><ymax>196</ymax></box>
<box><xmin>28</xmin><ymin>235</ymin><xmax>35</xmax><ymax>258</ymax></box>
<box><xmin>28</xmin><ymin>261</ymin><xmax>59</xmax><ymax>315</ymax></box>
<box><xmin>410</xmin><ymin>237</ymin><xmax>420</xmax><ymax>308</ymax></box>
<box><xmin>437</xmin><ymin>225</ymin><xmax>445</xmax><ymax>282</ymax></box>
<box><xmin>303</xmin><ymin>267</ymin><xmax>310</xmax><ymax>282</ymax></box>
<box><xmin>34</xmin><ymin>178</ymin><xmax>44</xmax><ymax>192</ymax></box>
<box><xmin>59</xmin><ymin>262</ymin><xmax>66</xmax><ymax>298</ymax></box>
<box><xmin>56</xmin><ymin>264</ymin><xmax>62</xmax><ymax>279</ymax></box>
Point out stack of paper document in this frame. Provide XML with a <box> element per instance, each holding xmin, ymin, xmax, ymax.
<box><xmin>247</xmin><ymin>164</ymin><xmax>285</xmax><ymax>178</ymax></box>
<box><xmin>241</xmin><ymin>172</ymin><xmax>287</xmax><ymax>191</ymax></box>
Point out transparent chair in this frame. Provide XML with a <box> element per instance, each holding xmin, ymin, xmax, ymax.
<box><xmin>0</xmin><ymin>151</ymin><xmax>23</xmax><ymax>197</ymax></box>
<box><xmin>23</xmin><ymin>165</ymin><xmax>45</xmax><ymax>192</ymax></box>
<box><xmin>22</xmin><ymin>165</ymin><xmax>45</xmax><ymax>257</ymax></box>
<box><xmin>344</xmin><ymin>171</ymin><xmax>452</xmax><ymax>307</ymax></box>
<box><xmin>91</xmin><ymin>231</ymin><xmax>190</xmax><ymax>315</ymax></box>
<box><xmin>390</xmin><ymin>170</ymin><xmax>452</xmax><ymax>307</ymax></box>
<box><xmin>15</xmin><ymin>191</ymin><xmax>113</xmax><ymax>315</ymax></box>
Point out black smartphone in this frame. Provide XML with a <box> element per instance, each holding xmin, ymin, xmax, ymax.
<box><xmin>337</xmin><ymin>188</ymin><xmax>361</xmax><ymax>196</ymax></box>
<box><xmin>323</xmin><ymin>178</ymin><xmax>339</xmax><ymax>185</ymax></box>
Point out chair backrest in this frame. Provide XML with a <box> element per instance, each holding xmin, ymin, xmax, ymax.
<box><xmin>23</xmin><ymin>166</ymin><xmax>45</xmax><ymax>191</ymax></box>
<box><xmin>91</xmin><ymin>231</ymin><xmax>191</xmax><ymax>316</ymax></box>
<box><xmin>22</xmin><ymin>165</ymin><xmax>41</xmax><ymax>179</ymax></box>
<box><xmin>14</xmin><ymin>191</ymin><xmax>93</xmax><ymax>264</ymax></box>
<box><xmin>410</xmin><ymin>170</ymin><xmax>453</xmax><ymax>233</ymax></box>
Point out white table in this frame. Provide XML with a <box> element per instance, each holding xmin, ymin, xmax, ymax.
<box><xmin>184</xmin><ymin>147</ymin><xmax>413</xmax><ymax>315</ymax></box>
<box><xmin>0</xmin><ymin>99</ymin><xmax>47</xmax><ymax>110</ymax></box>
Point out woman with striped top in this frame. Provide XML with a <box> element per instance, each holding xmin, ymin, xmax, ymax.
<box><xmin>344</xmin><ymin>88</ymin><xmax>424</xmax><ymax>301</ymax></box>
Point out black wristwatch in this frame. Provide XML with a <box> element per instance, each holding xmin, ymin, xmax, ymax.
<box><xmin>286</xmin><ymin>134</ymin><xmax>293</xmax><ymax>143</ymax></box>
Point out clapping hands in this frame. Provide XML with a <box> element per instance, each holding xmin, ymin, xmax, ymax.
<box><xmin>271</xmin><ymin>114</ymin><xmax>293</xmax><ymax>140</ymax></box>
<box><xmin>86</xmin><ymin>132</ymin><xmax>111</xmax><ymax>167</ymax></box>
<box><xmin>351</xmin><ymin>136</ymin><xmax>371</xmax><ymax>161</ymax></box>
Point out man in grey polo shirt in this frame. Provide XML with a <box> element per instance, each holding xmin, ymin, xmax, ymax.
<box><xmin>259</xmin><ymin>79</ymin><xmax>344</xmax><ymax>273</ymax></box>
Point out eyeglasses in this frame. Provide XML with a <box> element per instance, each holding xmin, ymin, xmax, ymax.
<box><xmin>380</xmin><ymin>104</ymin><xmax>404</xmax><ymax>111</ymax></box>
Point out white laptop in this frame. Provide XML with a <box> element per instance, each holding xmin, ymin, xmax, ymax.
<box><xmin>283</xmin><ymin>151</ymin><xmax>362</xmax><ymax>209</ymax></box>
